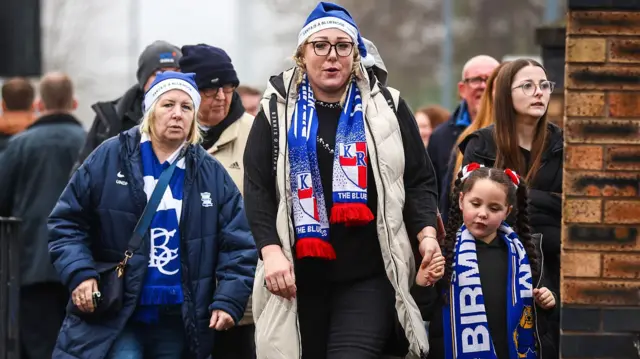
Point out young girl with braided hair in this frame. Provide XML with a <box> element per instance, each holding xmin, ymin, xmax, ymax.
<box><xmin>423</xmin><ymin>163</ymin><xmax>558</xmax><ymax>359</ymax></box>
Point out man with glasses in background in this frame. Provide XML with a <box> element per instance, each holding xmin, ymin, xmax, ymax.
<box><xmin>427</xmin><ymin>54</ymin><xmax>499</xmax><ymax>193</ymax></box>
<box><xmin>179</xmin><ymin>44</ymin><xmax>256</xmax><ymax>359</ymax></box>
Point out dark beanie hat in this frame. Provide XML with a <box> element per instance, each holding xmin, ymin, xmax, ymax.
<box><xmin>136</xmin><ymin>40</ymin><xmax>182</xmax><ymax>89</ymax></box>
<box><xmin>179</xmin><ymin>44</ymin><xmax>239</xmax><ymax>90</ymax></box>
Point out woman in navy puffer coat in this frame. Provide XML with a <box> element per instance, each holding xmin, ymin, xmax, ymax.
<box><xmin>48</xmin><ymin>72</ymin><xmax>258</xmax><ymax>359</ymax></box>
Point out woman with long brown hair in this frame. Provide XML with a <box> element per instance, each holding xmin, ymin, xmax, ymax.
<box><xmin>460</xmin><ymin>58</ymin><xmax>562</xmax><ymax>287</ymax></box>
<box><xmin>460</xmin><ymin>58</ymin><xmax>562</xmax><ymax>358</ymax></box>
<box><xmin>439</xmin><ymin>62</ymin><xmax>508</xmax><ymax>222</ymax></box>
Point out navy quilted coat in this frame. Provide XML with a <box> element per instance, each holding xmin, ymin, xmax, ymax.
<box><xmin>48</xmin><ymin>126</ymin><xmax>257</xmax><ymax>359</ymax></box>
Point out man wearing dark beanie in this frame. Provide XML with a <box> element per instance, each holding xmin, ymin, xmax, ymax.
<box><xmin>180</xmin><ymin>43</ymin><xmax>256</xmax><ymax>359</ymax></box>
<box><xmin>73</xmin><ymin>40</ymin><xmax>182</xmax><ymax>171</ymax></box>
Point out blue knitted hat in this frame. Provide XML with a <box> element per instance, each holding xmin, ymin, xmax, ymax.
<box><xmin>298</xmin><ymin>2</ymin><xmax>375</xmax><ymax>67</ymax></box>
<box><xmin>143</xmin><ymin>71</ymin><xmax>201</xmax><ymax>113</ymax></box>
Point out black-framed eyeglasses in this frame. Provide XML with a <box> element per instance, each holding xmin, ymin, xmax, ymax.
<box><xmin>201</xmin><ymin>85</ymin><xmax>235</xmax><ymax>98</ymax></box>
<box><xmin>463</xmin><ymin>76</ymin><xmax>489</xmax><ymax>89</ymax></box>
<box><xmin>307</xmin><ymin>41</ymin><xmax>354</xmax><ymax>57</ymax></box>
<box><xmin>512</xmin><ymin>80</ymin><xmax>555</xmax><ymax>96</ymax></box>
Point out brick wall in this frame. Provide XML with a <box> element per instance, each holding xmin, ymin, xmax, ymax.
<box><xmin>563</xmin><ymin>1</ymin><xmax>640</xmax><ymax>358</ymax></box>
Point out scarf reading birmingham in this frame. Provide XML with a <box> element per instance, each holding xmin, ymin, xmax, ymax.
<box><xmin>443</xmin><ymin>222</ymin><xmax>537</xmax><ymax>359</ymax></box>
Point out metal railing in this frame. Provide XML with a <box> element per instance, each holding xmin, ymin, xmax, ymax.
<box><xmin>0</xmin><ymin>217</ymin><xmax>21</xmax><ymax>359</ymax></box>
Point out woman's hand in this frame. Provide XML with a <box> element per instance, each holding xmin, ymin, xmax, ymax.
<box><xmin>533</xmin><ymin>287</ymin><xmax>556</xmax><ymax>310</ymax></box>
<box><xmin>416</xmin><ymin>253</ymin><xmax>445</xmax><ymax>286</ymax></box>
<box><xmin>418</xmin><ymin>226</ymin><xmax>442</xmax><ymax>265</ymax></box>
<box><xmin>261</xmin><ymin>245</ymin><xmax>296</xmax><ymax>300</ymax></box>
<box><xmin>209</xmin><ymin>310</ymin><xmax>235</xmax><ymax>331</ymax></box>
<box><xmin>72</xmin><ymin>278</ymin><xmax>98</xmax><ymax>313</ymax></box>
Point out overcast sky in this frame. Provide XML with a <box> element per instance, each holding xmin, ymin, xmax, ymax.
<box><xmin>40</xmin><ymin>0</ymin><xmax>304</xmax><ymax>125</ymax></box>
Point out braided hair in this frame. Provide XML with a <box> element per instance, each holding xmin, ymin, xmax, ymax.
<box><xmin>441</xmin><ymin>166</ymin><xmax>540</xmax><ymax>302</ymax></box>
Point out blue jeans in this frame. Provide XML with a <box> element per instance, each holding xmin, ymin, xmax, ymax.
<box><xmin>106</xmin><ymin>314</ymin><xmax>185</xmax><ymax>359</ymax></box>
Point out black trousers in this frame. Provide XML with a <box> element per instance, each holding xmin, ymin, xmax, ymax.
<box><xmin>20</xmin><ymin>282</ymin><xmax>68</xmax><ymax>359</ymax></box>
<box><xmin>211</xmin><ymin>324</ymin><xmax>256</xmax><ymax>359</ymax></box>
<box><xmin>297</xmin><ymin>275</ymin><xmax>397</xmax><ymax>359</ymax></box>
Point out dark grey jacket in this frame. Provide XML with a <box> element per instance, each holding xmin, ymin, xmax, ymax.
<box><xmin>0</xmin><ymin>113</ymin><xmax>86</xmax><ymax>285</ymax></box>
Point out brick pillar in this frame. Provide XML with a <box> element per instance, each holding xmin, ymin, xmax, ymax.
<box><xmin>563</xmin><ymin>1</ymin><xmax>640</xmax><ymax>358</ymax></box>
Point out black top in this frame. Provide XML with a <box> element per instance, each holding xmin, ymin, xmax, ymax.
<box><xmin>243</xmin><ymin>97</ymin><xmax>439</xmax><ymax>282</ymax></box>
<box><xmin>477</xmin><ymin>237</ymin><xmax>509</xmax><ymax>359</ymax></box>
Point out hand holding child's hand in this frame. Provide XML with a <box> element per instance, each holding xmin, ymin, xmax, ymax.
<box><xmin>416</xmin><ymin>253</ymin><xmax>445</xmax><ymax>287</ymax></box>
<box><xmin>533</xmin><ymin>287</ymin><xmax>556</xmax><ymax>309</ymax></box>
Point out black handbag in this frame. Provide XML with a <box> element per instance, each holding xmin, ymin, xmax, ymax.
<box><xmin>67</xmin><ymin>156</ymin><xmax>181</xmax><ymax>318</ymax></box>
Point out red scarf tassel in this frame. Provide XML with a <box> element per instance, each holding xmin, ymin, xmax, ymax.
<box><xmin>330</xmin><ymin>203</ymin><xmax>374</xmax><ymax>227</ymax></box>
<box><xmin>295</xmin><ymin>237</ymin><xmax>336</xmax><ymax>260</ymax></box>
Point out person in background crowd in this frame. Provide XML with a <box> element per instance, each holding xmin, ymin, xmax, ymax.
<box><xmin>179</xmin><ymin>43</ymin><xmax>257</xmax><ymax>359</ymax></box>
<box><xmin>244</xmin><ymin>2</ymin><xmax>443</xmax><ymax>358</ymax></box>
<box><xmin>414</xmin><ymin>105</ymin><xmax>450</xmax><ymax>148</ymax></box>
<box><xmin>427</xmin><ymin>55</ymin><xmax>499</xmax><ymax>193</ymax></box>
<box><xmin>74</xmin><ymin>40</ymin><xmax>182</xmax><ymax>168</ymax></box>
<box><xmin>0</xmin><ymin>72</ymin><xmax>86</xmax><ymax>359</ymax></box>
<box><xmin>48</xmin><ymin>71</ymin><xmax>257</xmax><ymax>358</ymax></box>
<box><xmin>236</xmin><ymin>85</ymin><xmax>262</xmax><ymax>116</ymax></box>
<box><xmin>439</xmin><ymin>61</ymin><xmax>507</xmax><ymax>222</ymax></box>
<box><xmin>460</xmin><ymin>59</ymin><xmax>562</xmax><ymax>358</ymax></box>
<box><xmin>0</xmin><ymin>77</ymin><xmax>35</xmax><ymax>154</ymax></box>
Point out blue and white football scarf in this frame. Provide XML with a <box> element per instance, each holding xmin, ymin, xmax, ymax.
<box><xmin>288</xmin><ymin>74</ymin><xmax>373</xmax><ymax>260</ymax></box>
<box><xmin>443</xmin><ymin>222</ymin><xmax>537</xmax><ymax>359</ymax></box>
<box><xmin>135</xmin><ymin>132</ymin><xmax>185</xmax><ymax>323</ymax></box>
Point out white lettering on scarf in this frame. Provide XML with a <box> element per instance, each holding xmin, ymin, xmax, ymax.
<box><xmin>515</xmin><ymin>239</ymin><xmax>533</xmax><ymax>298</ymax></box>
<box><xmin>457</xmin><ymin>235</ymin><xmax>491</xmax><ymax>354</ymax></box>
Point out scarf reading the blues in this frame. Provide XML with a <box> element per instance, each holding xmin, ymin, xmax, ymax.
<box><xmin>443</xmin><ymin>222</ymin><xmax>537</xmax><ymax>359</ymax></box>
<box><xmin>288</xmin><ymin>74</ymin><xmax>373</xmax><ymax>260</ymax></box>
<box><xmin>134</xmin><ymin>132</ymin><xmax>185</xmax><ymax>323</ymax></box>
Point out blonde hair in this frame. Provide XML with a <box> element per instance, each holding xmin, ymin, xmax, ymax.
<box><xmin>293</xmin><ymin>40</ymin><xmax>363</xmax><ymax>105</ymax></box>
<box><xmin>139</xmin><ymin>96</ymin><xmax>202</xmax><ymax>145</ymax></box>
<box><xmin>451</xmin><ymin>62</ymin><xmax>508</xmax><ymax>189</ymax></box>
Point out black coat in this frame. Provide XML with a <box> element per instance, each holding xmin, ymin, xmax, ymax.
<box><xmin>74</xmin><ymin>84</ymin><xmax>144</xmax><ymax>172</ymax></box>
<box><xmin>459</xmin><ymin>122</ymin><xmax>563</xmax><ymax>293</ymax></box>
<box><xmin>426</xmin><ymin>104</ymin><xmax>468</xmax><ymax>195</ymax></box>
<box><xmin>0</xmin><ymin>114</ymin><xmax>86</xmax><ymax>285</ymax></box>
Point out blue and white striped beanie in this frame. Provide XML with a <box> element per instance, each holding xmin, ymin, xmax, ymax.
<box><xmin>143</xmin><ymin>71</ymin><xmax>201</xmax><ymax>114</ymax></box>
<box><xmin>298</xmin><ymin>2</ymin><xmax>376</xmax><ymax>67</ymax></box>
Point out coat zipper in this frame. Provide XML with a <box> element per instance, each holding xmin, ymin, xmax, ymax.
<box><xmin>277</xmin><ymin>69</ymin><xmax>304</xmax><ymax>359</ymax></box>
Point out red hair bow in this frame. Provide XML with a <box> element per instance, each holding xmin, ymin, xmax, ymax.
<box><xmin>461</xmin><ymin>162</ymin><xmax>484</xmax><ymax>181</ymax></box>
<box><xmin>504</xmin><ymin>168</ymin><xmax>520</xmax><ymax>188</ymax></box>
